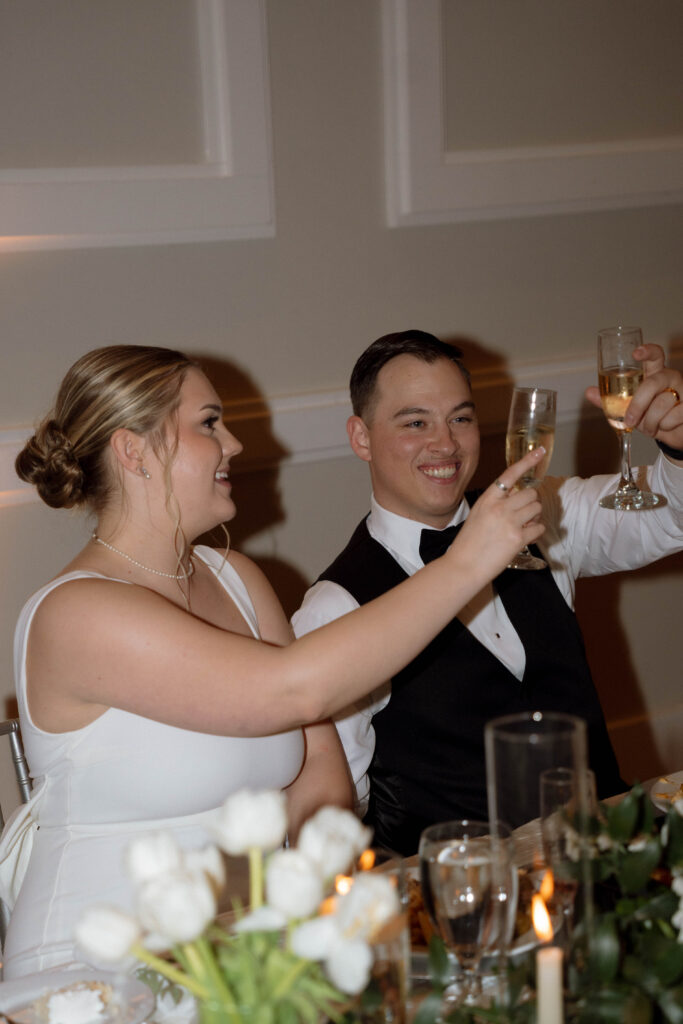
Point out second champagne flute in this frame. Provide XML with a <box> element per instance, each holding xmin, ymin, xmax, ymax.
<box><xmin>597</xmin><ymin>325</ymin><xmax>664</xmax><ymax>511</ymax></box>
<box><xmin>505</xmin><ymin>386</ymin><xmax>556</xmax><ymax>570</ymax></box>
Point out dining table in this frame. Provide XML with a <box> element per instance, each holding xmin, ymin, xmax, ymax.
<box><xmin>0</xmin><ymin>771</ymin><xmax>680</xmax><ymax>1024</ymax></box>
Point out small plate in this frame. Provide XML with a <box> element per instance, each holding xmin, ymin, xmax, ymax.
<box><xmin>0</xmin><ymin>970</ymin><xmax>155</xmax><ymax>1024</ymax></box>
<box><xmin>650</xmin><ymin>771</ymin><xmax>683</xmax><ymax>813</ymax></box>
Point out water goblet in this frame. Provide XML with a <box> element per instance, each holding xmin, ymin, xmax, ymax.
<box><xmin>597</xmin><ymin>325</ymin><xmax>664</xmax><ymax>510</ymax></box>
<box><xmin>505</xmin><ymin>386</ymin><xmax>557</xmax><ymax>570</ymax></box>
<box><xmin>418</xmin><ymin>821</ymin><xmax>509</xmax><ymax>1008</ymax></box>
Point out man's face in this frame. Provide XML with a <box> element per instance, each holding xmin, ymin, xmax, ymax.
<box><xmin>347</xmin><ymin>354</ymin><xmax>480</xmax><ymax>528</ymax></box>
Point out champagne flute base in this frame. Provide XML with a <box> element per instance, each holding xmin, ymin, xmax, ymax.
<box><xmin>599</xmin><ymin>490</ymin><xmax>666</xmax><ymax>511</ymax></box>
<box><xmin>507</xmin><ymin>546</ymin><xmax>547</xmax><ymax>570</ymax></box>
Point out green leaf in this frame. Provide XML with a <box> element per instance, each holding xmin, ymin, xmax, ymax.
<box><xmin>618</xmin><ymin>838</ymin><xmax>662</xmax><ymax>894</ymax></box>
<box><xmin>607</xmin><ymin>790</ymin><xmax>640</xmax><ymax>842</ymax></box>
<box><xmin>427</xmin><ymin>934</ymin><xmax>452</xmax><ymax>991</ymax></box>
<box><xmin>412</xmin><ymin>991</ymin><xmax>444</xmax><ymax>1024</ymax></box>
<box><xmin>665</xmin><ymin>809</ymin><xmax>683</xmax><ymax>865</ymax></box>
<box><xmin>274</xmin><ymin>1002</ymin><xmax>299</xmax><ymax>1024</ymax></box>
<box><xmin>586</xmin><ymin>916</ymin><xmax>621</xmax><ymax>984</ymax></box>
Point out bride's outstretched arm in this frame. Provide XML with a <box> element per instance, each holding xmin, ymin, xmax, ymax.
<box><xmin>27</xmin><ymin>449</ymin><xmax>545</xmax><ymax>739</ymax></box>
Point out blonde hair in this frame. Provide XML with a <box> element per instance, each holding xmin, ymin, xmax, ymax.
<box><xmin>16</xmin><ymin>345</ymin><xmax>196</xmax><ymax>514</ymax></box>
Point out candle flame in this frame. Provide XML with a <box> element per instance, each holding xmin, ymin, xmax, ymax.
<box><xmin>358</xmin><ymin>849</ymin><xmax>376</xmax><ymax>871</ymax></box>
<box><xmin>540</xmin><ymin>868</ymin><xmax>554</xmax><ymax>903</ymax></box>
<box><xmin>532</xmin><ymin>892</ymin><xmax>554</xmax><ymax>942</ymax></box>
<box><xmin>319</xmin><ymin>895</ymin><xmax>336</xmax><ymax>915</ymax></box>
<box><xmin>335</xmin><ymin>874</ymin><xmax>353</xmax><ymax>895</ymax></box>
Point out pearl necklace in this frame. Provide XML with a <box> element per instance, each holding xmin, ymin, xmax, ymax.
<box><xmin>92</xmin><ymin>533</ymin><xmax>194</xmax><ymax>580</ymax></box>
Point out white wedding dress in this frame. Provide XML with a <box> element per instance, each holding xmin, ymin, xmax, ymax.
<box><xmin>2</xmin><ymin>547</ymin><xmax>305</xmax><ymax>979</ymax></box>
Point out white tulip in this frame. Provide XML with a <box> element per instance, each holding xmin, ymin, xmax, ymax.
<box><xmin>290</xmin><ymin>915</ymin><xmax>341</xmax><ymax>960</ymax></box>
<box><xmin>335</xmin><ymin>873</ymin><xmax>399</xmax><ymax>941</ymax></box>
<box><xmin>75</xmin><ymin>905</ymin><xmax>141</xmax><ymax>963</ymax></box>
<box><xmin>185</xmin><ymin>844</ymin><xmax>226</xmax><ymax>895</ymax></box>
<box><xmin>297</xmin><ymin>807</ymin><xmax>372</xmax><ymax>878</ymax></box>
<box><xmin>232</xmin><ymin>905</ymin><xmax>287</xmax><ymax>933</ymax></box>
<box><xmin>266</xmin><ymin>849</ymin><xmax>324</xmax><ymax>920</ymax></box>
<box><xmin>324</xmin><ymin>937</ymin><xmax>373</xmax><ymax>995</ymax></box>
<box><xmin>211</xmin><ymin>789</ymin><xmax>288</xmax><ymax>854</ymax></box>
<box><xmin>124</xmin><ymin>831</ymin><xmax>184</xmax><ymax>887</ymax></box>
<box><xmin>138</xmin><ymin>868</ymin><xmax>216</xmax><ymax>944</ymax></box>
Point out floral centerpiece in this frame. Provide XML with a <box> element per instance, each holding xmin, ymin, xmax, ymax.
<box><xmin>75</xmin><ymin>790</ymin><xmax>402</xmax><ymax>1024</ymax></box>
<box><xmin>420</xmin><ymin>783</ymin><xmax>683</xmax><ymax>1023</ymax></box>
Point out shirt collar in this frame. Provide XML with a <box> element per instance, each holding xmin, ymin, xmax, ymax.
<box><xmin>367</xmin><ymin>494</ymin><xmax>470</xmax><ymax>571</ymax></box>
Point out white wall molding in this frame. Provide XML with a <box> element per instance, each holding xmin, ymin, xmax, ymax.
<box><xmin>0</xmin><ymin>350</ymin><xmax>608</xmax><ymax>508</ymax></box>
<box><xmin>0</xmin><ymin>0</ymin><xmax>274</xmax><ymax>252</ymax></box>
<box><xmin>382</xmin><ymin>0</ymin><xmax>683</xmax><ymax>226</ymax></box>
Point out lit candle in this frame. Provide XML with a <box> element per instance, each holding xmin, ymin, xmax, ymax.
<box><xmin>537</xmin><ymin>945</ymin><xmax>563</xmax><ymax>1024</ymax></box>
<box><xmin>532</xmin><ymin>883</ymin><xmax>564</xmax><ymax>1024</ymax></box>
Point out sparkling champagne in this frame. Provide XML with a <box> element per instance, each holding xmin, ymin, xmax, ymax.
<box><xmin>599</xmin><ymin>365</ymin><xmax>643</xmax><ymax>431</ymax></box>
<box><xmin>505</xmin><ymin>424</ymin><xmax>555</xmax><ymax>487</ymax></box>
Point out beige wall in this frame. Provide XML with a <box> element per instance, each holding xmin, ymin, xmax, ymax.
<box><xmin>0</xmin><ymin>0</ymin><xmax>682</xmax><ymax>814</ymax></box>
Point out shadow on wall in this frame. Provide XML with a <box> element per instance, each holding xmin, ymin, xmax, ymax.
<box><xmin>194</xmin><ymin>353</ymin><xmax>311</xmax><ymax>617</ymax></box>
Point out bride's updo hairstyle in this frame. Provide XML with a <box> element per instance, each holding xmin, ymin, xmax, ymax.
<box><xmin>16</xmin><ymin>345</ymin><xmax>196</xmax><ymax>513</ymax></box>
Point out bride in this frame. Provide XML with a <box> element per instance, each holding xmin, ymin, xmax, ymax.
<box><xmin>1</xmin><ymin>344</ymin><xmax>545</xmax><ymax>978</ymax></box>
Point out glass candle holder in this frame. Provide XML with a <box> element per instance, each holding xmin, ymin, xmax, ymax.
<box><xmin>484</xmin><ymin>711</ymin><xmax>594</xmax><ymax>942</ymax></box>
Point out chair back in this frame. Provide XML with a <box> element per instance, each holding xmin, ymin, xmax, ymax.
<box><xmin>0</xmin><ymin>719</ymin><xmax>31</xmax><ymax>959</ymax></box>
<box><xmin>0</xmin><ymin>721</ymin><xmax>31</xmax><ymax>831</ymax></box>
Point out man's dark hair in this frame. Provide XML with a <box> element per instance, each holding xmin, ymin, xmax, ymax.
<box><xmin>349</xmin><ymin>330</ymin><xmax>470</xmax><ymax>419</ymax></box>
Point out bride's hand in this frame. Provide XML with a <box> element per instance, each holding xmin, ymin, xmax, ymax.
<box><xmin>446</xmin><ymin>448</ymin><xmax>546</xmax><ymax>580</ymax></box>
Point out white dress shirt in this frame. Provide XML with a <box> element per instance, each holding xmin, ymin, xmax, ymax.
<box><xmin>292</xmin><ymin>456</ymin><xmax>683</xmax><ymax>813</ymax></box>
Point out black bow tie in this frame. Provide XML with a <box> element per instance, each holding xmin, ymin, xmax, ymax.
<box><xmin>419</xmin><ymin>522</ymin><xmax>464</xmax><ymax>564</ymax></box>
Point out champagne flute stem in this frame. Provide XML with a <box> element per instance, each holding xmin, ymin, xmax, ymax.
<box><xmin>616</xmin><ymin>429</ymin><xmax>639</xmax><ymax>496</ymax></box>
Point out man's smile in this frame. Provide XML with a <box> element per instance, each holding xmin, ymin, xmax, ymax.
<box><xmin>420</xmin><ymin>462</ymin><xmax>460</xmax><ymax>480</ymax></box>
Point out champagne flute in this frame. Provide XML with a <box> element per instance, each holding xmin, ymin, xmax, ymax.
<box><xmin>597</xmin><ymin>326</ymin><xmax>664</xmax><ymax>510</ymax></box>
<box><xmin>418</xmin><ymin>821</ymin><xmax>511</xmax><ymax>1008</ymax></box>
<box><xmin>505</xmin><ymin>387</ymin><xmax>557</xmax><ymax>570</ymax></box>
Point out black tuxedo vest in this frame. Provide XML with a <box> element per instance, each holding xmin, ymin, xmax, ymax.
<box><xmin>319</xmin><ymin>503</ymin><xmax>625</xmax><ymax>855</ymax></box>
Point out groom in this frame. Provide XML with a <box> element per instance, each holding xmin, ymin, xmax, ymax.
<box><xmin>292</xmin><ymin>330</ymin><xmax>683</xmax><ymax>854</ymax></box>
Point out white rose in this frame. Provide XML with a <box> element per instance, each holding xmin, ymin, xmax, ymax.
<box><xmin>75</xmin><ymin>905</ymin><xmax>141</xmax><ymax>963</ymax></box>
<box><xmin>232</xmin><ymin>905</ymin><xmax>287</xmax><ymax>933</ymax></box>
<box><xmin>298</xmin><ymin>807</ymin><xmax>372</xmax><ymax>879</ymax></box>
<box><xmin>124</xmin><ymin>832</ymin><xmax>184</xmax><ymax>887</ymax></box>
<box><xmin>211</xmin><ymin>789</ymin><xmax>288</xmax><ymax>854</ymax></box>
<box><xmin>290</xmin><ymin>915</ymin><xmax>341</xmax><ymax>960</ymax></box>
<box><xmin>335</xmin><ymin>873</ymin><xmax>399</xmax><ymax>941</ymax></box>
<box><xmin>265</xmin><ymin>849</ymin><xmax>324</xmax><ymax>920</ymax></box>
<box><xmin>324</xmin><ymin>937</ymin><xmax>373</xmax><ymax>995</ymax></box>
<box><xmin>185</xmin><ymin>844</ymin><xmax>226</xmax><ymax>896</ymax></box>
<box><xmin>138</xmin><ymin>868</ymin><xmax>216</xmax><ymax>943</ymax></box>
